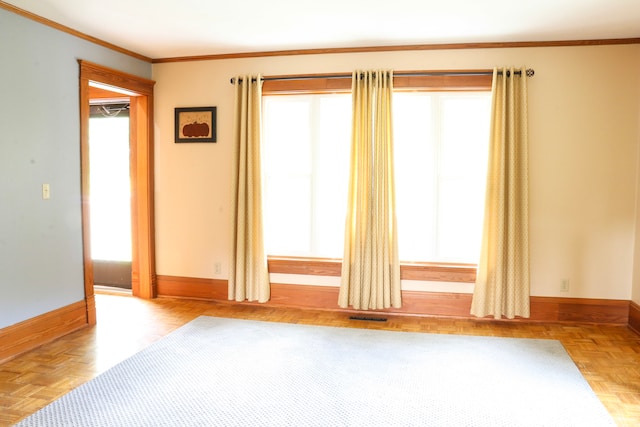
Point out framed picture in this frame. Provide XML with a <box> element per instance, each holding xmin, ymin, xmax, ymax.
<box><xmin>175</xmin><ymin>107</ymin><xmax>217</xmax><ymax>143</ymax></box>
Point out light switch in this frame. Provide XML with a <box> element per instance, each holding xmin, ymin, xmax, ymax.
<box><xmin>42</xmin><ymin>183</ymin><xmax>50</xmax><ymax>200</ymax></box>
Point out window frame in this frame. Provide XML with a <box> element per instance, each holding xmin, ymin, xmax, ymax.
<box><xmin>262</xmin><ymin>70</ymin><xmax>492</xmax><ymax>283</ymax></box>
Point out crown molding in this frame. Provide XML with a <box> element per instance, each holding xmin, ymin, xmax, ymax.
<box><xmin>152</xmin><ymin>38</ymin><xmax>640</xmax><ymax>64</ymax></box>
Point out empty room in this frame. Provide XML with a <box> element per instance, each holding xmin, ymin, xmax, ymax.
<box><xmin>1</xmin><ymin>0</ymin><xmax>640</xmax><ymax>425</ymax></box>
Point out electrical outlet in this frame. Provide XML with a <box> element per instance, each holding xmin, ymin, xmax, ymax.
<box><xmin>560</xmin><ymin>279</ymin><xmax>570</xmax><ymax>292</ymax></box>
<box><xmin>214</xmin><ymin>262</ymin><xmax>221</xmax><ymax>274</ymax></box>
<box><xmin>42</xmin><ymin>183</ymin><xmax>50</xmax><ymax>200</ymax></box>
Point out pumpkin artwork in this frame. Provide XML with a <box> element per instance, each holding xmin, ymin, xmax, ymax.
<box><xmin>182</xmin><ymin>121</ymin><xmax>210</xmax><ymax>138</ymax></box>
<box><xmin>175</xmin><ymin>107</ymin><xmax>216</xmax><ymax>142</ymax></box>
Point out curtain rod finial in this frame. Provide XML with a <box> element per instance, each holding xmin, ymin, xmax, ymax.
<box><xmin>526</xmin><ymin>69</ymin><xmax>535</xmax><ymax>77</ymax></box>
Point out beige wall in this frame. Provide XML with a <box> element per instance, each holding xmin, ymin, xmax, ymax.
<box><xmin>152</xmin><ymin>44</ymin><xmax>640</xmax><ymax>300</ymax></box>
<box><xmin>633</xmin><ymin>72</ymin><xmax>640</xmax><ymax>306</ymax></box>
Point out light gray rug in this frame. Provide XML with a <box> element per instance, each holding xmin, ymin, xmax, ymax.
<box><xmin>16</xmin><ymin>316</ymin><xmax>616</xmax><ymax>426</ymax></box>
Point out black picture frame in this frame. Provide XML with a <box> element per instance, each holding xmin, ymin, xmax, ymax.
<box><xmin>174</xmin><ymin>106</ymin><xmax>217</xmax><ymax>143</ymax></box>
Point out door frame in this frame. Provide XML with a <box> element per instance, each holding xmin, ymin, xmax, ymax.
<box><xmin>79</xmin><ymin>60</ymin><xmax>156</xmax><ymax>325</ymax></box>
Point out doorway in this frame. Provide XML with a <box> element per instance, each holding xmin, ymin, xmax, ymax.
<box><xmin>89</xmin><ymin>94</ymin><xmax>132</xmax><ymax>290</ymax></box>
<box><xmin>79</xmin><ymin>60</ymin><xmax>156</xmax><ymax>325</ymax></box>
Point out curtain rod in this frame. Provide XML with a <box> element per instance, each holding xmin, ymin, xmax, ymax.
<box><xmin>230</xmin><ymin>69</ymin><xmax>534</xmax><ymax>84</ymax></box>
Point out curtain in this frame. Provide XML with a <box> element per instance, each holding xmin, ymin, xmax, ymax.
<box><xmin>228</xmin><ymin>74</ymin><xmax>270</xmax><ymax>303</ymax></box>
<box><xmin>339</xmin><ymin>70</ymin><xmax>402</xmax><ymax>310</ymax></box>
<box><xmin>471</xmin><ymin>67</ymin><xmax>530</xmax><ymax>319</ymax></box>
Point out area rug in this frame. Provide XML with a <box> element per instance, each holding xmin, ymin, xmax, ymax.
<box><xmin>16</xmin><ymin>316</ymin><xmax>615</xmax><ymax>426</ymax></box>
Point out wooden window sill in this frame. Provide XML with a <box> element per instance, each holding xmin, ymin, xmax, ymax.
<box><xmin>267</xmin><ymin>257</ymin><xmax>476</xmax><ymax>283</ymax></box>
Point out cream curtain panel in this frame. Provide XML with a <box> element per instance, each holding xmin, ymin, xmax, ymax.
<box><xmin>339</xmin><ymin>70</ymin><xmax>402</xmax><ymax>310</ymax></box>
<box><xmin>471</xmin><ymin>67</ymin><xmax>530</xmax><ymax>319</ymax></box>
<box><xmin>228</xmin><ymin>75</ymin><xmax>270</xmax><ymax>303</ymax></box>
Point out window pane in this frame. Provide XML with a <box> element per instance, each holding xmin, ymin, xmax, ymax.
<box><xmin>314</xmin><ymin>96</ymin><xmax>351</xmax><ymax>257</ymax></box>
<box><xmin>263</xmin><ymin>99</ymin><xmax>311</xmax><ymax>174</ymax></box>
<box><xmin>437</xmin><ymin>95</ymin><xmax>490</xmax><ymax>263</ymax></box>
<box><xmin>437</xmin><ymin>178</ymin><xmax>483</xmax><ymax>261</ymax></box>
<box><xmin>263</xmin><ymin>94</ymin><xmax>351</xmax><ymax>258</ymax></box>
<box><xmin>440</xmin><ymin>96</ymin><xmax>491</xmax><ymax>178</ymax></box>
<box><xmin>394</xmin><ymin>94</ymin><xmax>436</xmax><ymax>262</ymax></box>
<box><xmin>394</xmin><ymin>92</ymin><xmax>490</xmax><ymax>263</ymax></box>
<box><xmin>264</xmin><ymin>176</ymin><xmax>311</xmax><ymax>255</ymax></box>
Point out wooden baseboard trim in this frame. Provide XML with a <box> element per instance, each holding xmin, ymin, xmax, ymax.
<box><xmin>157</xmin><ymin>275</ymin><xmax>227</xmax><ymax>300</ymax></box>
<box><xmin>529</xmin><ymin>296</ymin><xmax>628</xmax><ymax>324</ymax></box>
<box><xmin>629</xmin><ymin>301</ymin><xmax>640</xmax><ymax>335</ymax></box>
<box><xmin>0</xmin><ymin>300</ymin><xmax>89</xmax><ymax>364</ymax></box>
<box><xmin>157</xmin><ymin>275</ymin><xmax>630</xmax><ymax>325</ymax></box>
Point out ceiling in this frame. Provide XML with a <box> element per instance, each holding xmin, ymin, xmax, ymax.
<box><xmin>4</xmin><ymin>0</ymin><xmax>640</xmax><ymax>60</ymax></box>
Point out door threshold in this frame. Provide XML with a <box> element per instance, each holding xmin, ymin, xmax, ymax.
<box><xmin>93</xmin><ymin>285</ymin><xmax>133</xmax><ymax>296</ymax></box>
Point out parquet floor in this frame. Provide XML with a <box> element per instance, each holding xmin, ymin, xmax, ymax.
<box><xmin>1</xmin><ymin>292</ymin><xmax>639</xmax><ymax>426</ymax></box>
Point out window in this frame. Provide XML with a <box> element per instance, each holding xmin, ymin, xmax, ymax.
<box><xmin>263</xmin><ymin>94</ymin><xmax>351</xmax><ymax>258</ymax></box>
<box><xmin>394</xmin><ymin>92</ymin><xmax>491</xmax><ymax>263</ymax></box>
<box><xmin>262</xmin><ymin>74</ymin><xmax>491</xmax><ymax>267</ymax></box>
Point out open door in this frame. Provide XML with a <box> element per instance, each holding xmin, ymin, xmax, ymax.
<box><xmin>79</xmin><ymin>60</ymin><xmax>156</xmax><ymax>325</ymax></box>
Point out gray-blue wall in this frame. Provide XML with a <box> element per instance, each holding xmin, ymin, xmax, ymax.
<box><xmin>0</xmin><ymin>8</ymin><xmax>151</xmax><ymax>328</ymax></box>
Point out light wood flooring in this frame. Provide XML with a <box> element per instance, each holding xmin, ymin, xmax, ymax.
<box><xmin>1</xmin><ymin>292</ymin><xmax>640</xmax><ymax>426</ymax></box>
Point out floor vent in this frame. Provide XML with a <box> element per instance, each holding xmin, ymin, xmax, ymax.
<box><xmin>349</xmin><ymin>316</ymin><xmax>388</xmax><ymax>322</ymax></box>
